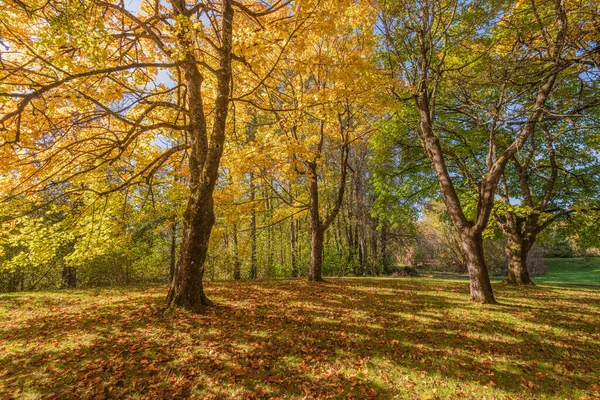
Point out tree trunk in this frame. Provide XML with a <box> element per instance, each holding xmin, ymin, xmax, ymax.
<box><xmin>290</xmin><ymin>212</ymin><xmax>298</xmax><ymax>277</ymax></box>
<box><xmin>309</xmin><ymin>224</ymin><xmax>324</xmax><ymax>281</ymax></box>
<box><xmin>460</xmin><ymin>229</ymin><xmax>496</xmax><ymax>304</ymax></box>
<box><xmin>264</xmin><ymin>183</ymin><xmax>273</xmax><ymax>277</ymax></box>
<box><xmin>169</xmin><ymin>221</ymin><xmax>177</xmax><ymax>284</ymax></box>
<box><xmin>505</xmin><ymin>235</ymin><xmax>534</xmax><ymax>285</ymax></box>
<box><xmin>62</xmin><ymin>265</ymin><xmax>77</xmax><ymax>289</ymax></box>
<box><xmin>370</xmin><ymin>223</ymin><xmax>378</xmax><ymax>276</ymax></box>
<box><xmin>249</xmin><ymin>172</ymin><xmax>258</xmax><ymax>279</ymax></box>
<box><xmin>166</xmin><ymin>0</ymin><xmax>233</xmax><ymax>310</ymax></box>
<box><xmin>380</xmin><ymin>220</ymin><xmax>391</xmax><ymax>273</ymax></box>
<box><xmin>233</xmin><ymin>222</ymin><xmax>241</xmax><ymax>280</ymax></box>
<box><xmin>308</xmin><ymin>170</ymin><xmax>324</xmax><ymax>282</ymax></box>
<box><xmin>167</xmin><ymin>188</ymin><xmax>216</xmax><ymax>309</ymax></box>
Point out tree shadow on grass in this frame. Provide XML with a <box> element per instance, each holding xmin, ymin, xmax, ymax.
<box><xmin>1</xmin><ymin>279</ymin><xmax>599</xmax><ymax>399</ymax></box>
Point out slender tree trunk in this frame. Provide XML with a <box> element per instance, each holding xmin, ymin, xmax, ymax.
<box><xmin>309</xmin><ymin>225</ymin><xmax>324</xmax><ymax>281</ymax></box>
<box><xmin>380</xmin><ymin>220</ymin><xmax>390</xmax><ymax>273</ymax></box>
<box><xmin>345</xmin><ymin>208</ymin><xmax>355</xmax><ymax>275</ymax></box>
<box><xmin>308</xmin><ymin>170</ymin><xmax>324</xmax><ymax>282</ymax></box>
<box><xmin>169</xmin><ymin>221</ymin><xmax>177</xmax><ymax>283</ymax></box>
<box><xmin>62</xmin><ymin>265</ymin><xmax>77</xmax><ymax>289</ymax></box>
<box><xmin>233</xmin><ymin>222</ymin><xmax>241</xmax><ymax>280</ymax></box>
<box><xmin>290</xmin><ymin>212</ymin><xmax>298</xmax><ymax>277</ymax></box>
<box><xmin>264</xmin><ymin>184</ymin><xmax>273</xmax><ymax>277</ymax></box>
<box><xmin>459</xmin><ymin>229</ymin><xmax>496</xmax><ymax>303</ymax></box>
<box><xmin>249</xmin><ymin>172</ymin><xmax>258</xmax><ymax>279</ymax></box>
<box><xmin>370</xmin><ymin>224</ymin><xmax>378</xmax><ymax>276</ymax></box>
<box><xmin>8</xmin><ymin>271</ymin><xmax>17</xmax><ymax>292</ymax></box>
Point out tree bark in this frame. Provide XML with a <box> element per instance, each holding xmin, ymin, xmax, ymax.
<box><xmin>169</xmin><ymin>221</ymin><xmax>177</xmax><ymax>284</ymax></box>
<box><xmin>249</xmin><ymin>172</ymin><xmax>258</xmax><ymax>279</ymax></box>
<box><xmin>459</xmin><ymin>229</ymin><xmax>496</xmax><ymax>303</ymax></box>
<box><xmin>506</xmin><ymin>237</ymin><xmax>534</xmax><ymax>285</ymax></box>
<box><xmin>233</xmin><ymin>222</ymin><xmax>241</xmax><ymax>280</ymax></box>
<box><xmin>290</xmin><ymin>211</ymin><xmax>298</xmax><ymax>277</ymax></box>
<box><xmin>167</xmin><ymin>189</ymin><xmax>216</xmax><ymax>309</ymax></box>
<box><xmin>308</xmin><ymin>167</ymin><xmax>324</xmax><ymax>281</ymax></box>
<box><xmin>496</xmin><ymin>208</ymin><xmax>536</xmax><ymax>286</ymax></box>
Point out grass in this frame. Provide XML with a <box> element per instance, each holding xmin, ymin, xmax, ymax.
<box><xmin>1</xmin><ymin>278</ymin><xmax>599</xmax><ymax>399</ymax></box>
<box><xmin>533</xmin><ymin>257</ymin><xmax>600</xmax><ymax>286</ymax></box>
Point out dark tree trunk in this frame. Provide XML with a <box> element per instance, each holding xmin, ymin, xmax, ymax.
<box><xmin>233</xmin><ymin>222</ymin><xmax>241</xmax><ymax>280</ymax></box>
<box><xmin>505</xmin><ymin>234</ymin><xmax>534</xmax><ymax>285</ymax></box>
<box><xmin>62</xmin><ymin>266</ymin><xmax>77</xmax><ymax>289</ymax></box>
<box><xmin>169</xmin><ymin>221</ymin><xmax>177</xmax><ymax>284</ymax></box>
<box><xmin>264</xmin><ymin>183</ymin><xmax>273</xmax><ymax>277</ymax></box>
<box><xmin>290</xmin><ymin>212</ymin><xmax>298</xmax><ymax>277</ymax></box>
<box><xmin>308</xmin><ymin>168</ymin><xmax>324</xmax><ymax>282</ymax></box>
<box><xmin>496</xmin><ymin>210</ymin><xmax>536</xmax><ymax>286</ymax></box>
<box><xmin>309</xmin><ymin>224</ymin><xmax>324</xmax><ymax>281</ymax></box>
<box><xmin>370</xmin><ymin>223</ymin><xmax>378</xmax><ymax>276</ymax></box>
<box><xmin>8</xmin><ymin>271</ymin><xmax>19</xmax><ymax>292</ymax></box>
<box><xmin>305</xmin><ymin>114</ymin><xmax>349</xmax><ymax>282</ymax></box>
<box><xmin>460</xmin><ymin>229</ymin><xmax>496</xmax><ymax>304</ymax></box>
<box><xmin>167</xmin><ymin>189</ymin><xmax>216</xmax><ymax>309</ymax></box>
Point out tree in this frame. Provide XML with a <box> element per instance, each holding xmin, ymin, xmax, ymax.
<box><xmin>0</xmin><ymin>0</ymin><xmax>307</xmax><ymax>309</ymax></box>
<box><xmin>379</xmin><ymin>0</ymin><xmax>572</xmax><ymax>303</ymax></box>
<box><xmin>260</xmin><ymin>1</ymin><xmax>381</xmax><ymax>281</ymax></box>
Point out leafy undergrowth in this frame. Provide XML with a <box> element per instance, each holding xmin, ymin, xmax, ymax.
<box><xmin>1</xmin><ymin>279</ymin><xmax>599</xmax><ymax>399</ymax></box>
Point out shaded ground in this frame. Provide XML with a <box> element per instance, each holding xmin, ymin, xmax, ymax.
<box><xmin>535</xmin><ymin>257</ymin><xmax>600</xmax><ymax>286</ymax></box>
<box><xmin>1</xmin><ymin>279</ymin><xmax>599</xmax><ymax>399</ymax></box>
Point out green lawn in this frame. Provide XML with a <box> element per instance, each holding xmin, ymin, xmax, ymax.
<box><xmin>534</xmin><ymin>257</ymin><xmax>600</xmax><ymax>286</ymax></box>
<box><xmin>1</xmin><ymin>279</ymin><xmax>599</xmax><ymax>399</ymax></box>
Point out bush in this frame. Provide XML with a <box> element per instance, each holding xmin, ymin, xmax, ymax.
<box><xmin>390</xmin><ymin>266</ymin><xmax>420</xmax><ymax>277</ymax></box>
<box><xmin>484</xmin><ymin>240</ymin><xmax>508</xmax><ymax>276</ymax></box>
<box><xmin>540</xmin><ymin>242</ymin><xmax>575</xmax><ymax>258</ymax></box>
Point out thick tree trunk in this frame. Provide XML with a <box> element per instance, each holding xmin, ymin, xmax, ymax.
<box><xmin>167</xmin><ymin>189</ymin><xmax>215</xmax><ymax>309</ymax></box>
<box><xmin>505</xmin><ymin>235</ymin><xmax>534</xmax><ymax>285</ymax></box>
<box><xmin>166</xmin><ymin>0</ymin><xmax>233</xmax><ymax>310</ymax></box>
<box><xmin>460</xmin><ymin>229</ymin><xmax>496</xmax><ymax>304</ymax></box>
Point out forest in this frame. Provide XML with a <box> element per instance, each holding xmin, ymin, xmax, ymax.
<box><xmin>1</xmin><ymin>0</ymin><xmax>599</xmax><ymax>398</ymax></box>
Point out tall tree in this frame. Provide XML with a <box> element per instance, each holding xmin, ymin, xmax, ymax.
<box><xmin>0</xmin><ymin>0</ymin><xmax>307</xmax><ymax>309</ymax></box>
<box><xmin>379</xmin><ymin>0</ymin><xmax>572</xmax><ymax>303</ymax></box>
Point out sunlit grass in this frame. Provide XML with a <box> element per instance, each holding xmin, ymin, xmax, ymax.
<box><xmin>1</xmin><ymin>278</ymin><xmax>599</xmax><ymax>399</ymax></box>
<box><xmin>535</xmin><ymin>257</ymin><xmax>600</xmax><ymax>285</ymax></box>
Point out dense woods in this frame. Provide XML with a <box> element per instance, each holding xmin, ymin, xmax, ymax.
<box><xmin>1</xmin><ymin>0</ymin><xmax>599</xmax><ymax>307</ymax></box>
